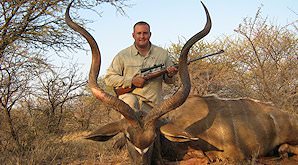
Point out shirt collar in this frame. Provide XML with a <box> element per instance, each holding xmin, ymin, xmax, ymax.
<box><xmin>132</xmin><ymin>42</ymin><xmax>153</xmax><ymax>56</ymax></box>
<box><xmin>131</xmin><ymin>44</ymin><xmax>139</xmax><ymax>56</ymax></box>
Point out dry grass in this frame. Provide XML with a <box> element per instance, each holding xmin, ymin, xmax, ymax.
<box><xmin>1</xmin><ymin>104</ymin><xmax>297</xmax><ymax>165</ymax></box>
<box><xmin>0</xmin><ymin>132</ymin><xmax>129</xmax><ymax>165</ymax></box>
<box><xmin>1</xmin><ymin>130</ymin><xmax>297</xmax><ymax>165</ymax></box>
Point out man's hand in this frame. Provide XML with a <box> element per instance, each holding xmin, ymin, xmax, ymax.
<box><xmin>166</xmin><ymin>66</ymin><xmax>178</xmax><ymax>78</ymax></box>
<box><xmin>132</xmin><ymin>75</ymin><xmax>145</xmax><ymax>88</ymax></box>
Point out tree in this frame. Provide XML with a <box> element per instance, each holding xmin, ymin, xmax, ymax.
<box><xmin>231</xmin><ymin>8</ymin><xmax>297</xmax><ymax>110</ymax></box>
<box><xmin>167</xmin><ymin>7</ymin><xmax>297</xmax><ymax>112</ymax></box>
<box><xmin>0</xmin><ymin>47</ymin><xmax>48</xmax><ymax>149</ymax></box>
<box><xmin>28</xmin><ymin>65</ymin><xmax>87</xmax><ymax>133</ymax></box>
<box><xmin>0</xmin><ymin>0</ymin><xmax>129</xmax><ymax>150</ymax></box>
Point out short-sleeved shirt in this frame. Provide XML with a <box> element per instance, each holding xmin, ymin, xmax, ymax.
<box><xmin>104</xmin><ymin>43</ymin><xmax>175</xmax><ymax>105</ymax></box>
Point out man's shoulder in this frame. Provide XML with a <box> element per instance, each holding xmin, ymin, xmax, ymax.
<box><xmin>151</xmin><ymin>44</ymin><xmax>167</xmax><ymax>51</ymax></box>
<box><xmin>117</xmin><ymin>45</ymin><xmax>136</xmax><ymax>56</ymax></box>
<box><xmin>151</xmin><ymin>44</ymin><xmax>168</xmax><ymax>54</ymax></box>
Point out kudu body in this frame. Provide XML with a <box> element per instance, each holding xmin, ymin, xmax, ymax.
<box><xmin>160</xmin><ymin>95</ymin><xmax>298</xmax><ymax>162</ymax></box>
<box><xmin>65</xmin><ymin>0</ymin><xmax>211</xmax><ymax>164</ymax></box>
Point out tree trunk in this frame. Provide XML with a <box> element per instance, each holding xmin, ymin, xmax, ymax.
<box><xmin>3</xmin><ymin>107</ymin><xmax>22</xmax><ymax>150</ymax></box>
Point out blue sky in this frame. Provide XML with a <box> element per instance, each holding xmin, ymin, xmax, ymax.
<box><xmin>61</xmin><ymin>0</ymin><xmax>297</xmax><ymax>77</ymax></box>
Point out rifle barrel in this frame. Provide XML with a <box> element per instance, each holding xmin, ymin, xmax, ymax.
<box><xmin>140</xmin><ymin>64</ymin><xmax>164</xmax><ymax>73</ymax></box>
<box><xmin>188</xmin><ymin>49</ymin><xmax>224</xmax><ymax>64</ymax></box>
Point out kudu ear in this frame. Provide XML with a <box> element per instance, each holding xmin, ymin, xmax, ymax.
<box><xmin>160</xmin><ymin>123</ymin><xmax>199</xmax><ymax>142</ymax></box>
<box><xmin>85</xmin><ymin>120</ymin><xmax>125</xmax><ymax>141</ymax></box>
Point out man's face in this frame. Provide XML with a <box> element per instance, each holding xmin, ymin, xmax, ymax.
<box><xmin>132</xmin><ymin>24</ymin><xmax>151</xmax><ymax>49</ymax></box>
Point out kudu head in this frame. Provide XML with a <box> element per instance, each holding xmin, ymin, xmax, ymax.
<box><xmin>65</xmin><ymin>1</ymin><xmax>211</xmax><ymax>164</ymax></box>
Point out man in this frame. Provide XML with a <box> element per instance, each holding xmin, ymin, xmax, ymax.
<box><xmin>105</xmin><ymin>21</ymin><xmax>178</xmax><ymax>113</ymax></box>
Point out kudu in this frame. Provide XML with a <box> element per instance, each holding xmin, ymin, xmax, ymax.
<box><xmin>66</xmin><ymin>1</ymin><xmax>298</xmax><ymax>164</ymax></box>
<box><xmin>160</xmin><ymin>95</ymin><xmax>298</xmax><ymax>162</ymax></box>
<box><xmin>65</xmin><ymin>0</ymin><xmax>211</xmax><ymax>164</ymax></box>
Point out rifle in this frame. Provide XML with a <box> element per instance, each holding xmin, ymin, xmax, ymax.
<box><xmin>114</xmin><ymin>50</ymin><xmax>224</xmax><ymax>96</ymax></box>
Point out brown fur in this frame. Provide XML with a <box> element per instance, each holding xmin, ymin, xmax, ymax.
<box><xmin>160</xmin><ymin>95</ymin><xmax>298</xmax><ymax>161</ymax></box>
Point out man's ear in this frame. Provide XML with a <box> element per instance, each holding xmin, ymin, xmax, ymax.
<box><xmin>85</xmin><ymin>120</ymin><xmax>124</xmax><ymax>141</ymax></box>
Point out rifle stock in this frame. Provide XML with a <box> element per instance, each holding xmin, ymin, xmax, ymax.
<box><xmin>113</xmin><ymin>50</ymin><xmax>224</xmax><ymax>96</ymax></box>
<box><xmin>114</xmin><ymin>86</ymin><xmax>135</xmax><ymax>96</ymax></box>
<box><xmin>114</xmin><ymin>69</ymin><xmax>168</xmax><ymax>96</ymax></box>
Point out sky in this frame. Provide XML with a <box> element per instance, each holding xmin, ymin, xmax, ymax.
<box><xmin>58</xmin><ymin>0</ymin><xmax>297</xmax><ymax>77</ymax></box>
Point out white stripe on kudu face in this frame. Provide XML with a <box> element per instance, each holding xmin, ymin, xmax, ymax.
<box><xmin>134</xmin><ymin>146</ymin><xmax>150</xmax><ymax>155</ymax></box>
<box><xmin>125</xmin><ymin>132</ymin><xmax>154</xmax><ymax>155</ymax></box>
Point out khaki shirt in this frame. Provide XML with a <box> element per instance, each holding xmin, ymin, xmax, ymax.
<box><xmin>104</xmin><ymin>44</ymin><xmax>176</xmax><ymax>105</ymax></box>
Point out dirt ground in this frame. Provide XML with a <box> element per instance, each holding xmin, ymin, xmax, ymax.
<box><xmin>165</xmin><ymin>156</ymin><xmax>298</xmax><ymax>165</ymax></box>
<box><xmin>67</xmin><ymin>156</ymin><xmax>298</xmax><ymax>165</ymax></box>
<box><xmin>254</xmin><ymin>156</ymin><xmax>298</xmax><ymax>165</ymax></box>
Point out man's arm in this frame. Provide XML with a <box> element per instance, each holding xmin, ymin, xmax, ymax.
<box><xmin>114</xmin><ymin>67</ymin><xmax>174</xmax><ymax>96</ymax></box>
<box><xmin>163</xmin><ymin>55</ymin><xmax>177</xmax><ymax>84</ymax></box>
<box><xmin>104</xmin><ymin>55</ymin><xmax>133</xmax><ymax>88</ymax></box>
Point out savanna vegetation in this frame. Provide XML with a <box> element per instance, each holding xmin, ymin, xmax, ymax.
<box><xmin>0</xmin><ymin>1</ymin><xmax>297</xmax><ymax>164</ymax></box>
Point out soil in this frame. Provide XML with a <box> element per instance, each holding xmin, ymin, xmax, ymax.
<box><xmin>163</xmin><ymin>156</ymin><xmax>298</xmax><ymax>165</ymax></box>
